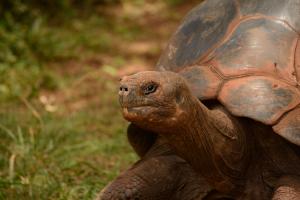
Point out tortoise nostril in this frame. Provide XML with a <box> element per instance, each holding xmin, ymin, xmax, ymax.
<box><xmin>120</xmin><ymin>85</ymin><xmax>129</xmax><ymax>92</ymax></box>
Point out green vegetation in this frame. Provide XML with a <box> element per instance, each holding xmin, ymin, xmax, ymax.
<box><xmin>0</xmin><ymin>1</ymin><xmax>197</xmax><ymax>199</ymax></box>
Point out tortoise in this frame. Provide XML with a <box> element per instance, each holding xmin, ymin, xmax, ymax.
<box><xmin>101</xmin><ymin>0</ymin><xmax>300</xmax><ymax>199</ymax></box>
<box><xmin>104</xmin><ymin>0</ymin><xmax>300</xmax><ymax>199</ymax></box>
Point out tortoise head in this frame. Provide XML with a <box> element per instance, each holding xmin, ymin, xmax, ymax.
<box><xmin>119</xmin><ymin>71</ymin><xmax>191</xmax><ymax>130</ymax></box>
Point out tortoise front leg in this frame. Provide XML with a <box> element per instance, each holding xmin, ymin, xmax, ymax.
<box><xmin>272</xmin><ymin>176</ymin><xmax>300</xmax><ymax>200</ymax></box>
<box><xmin>98</xmin><ymin>125</ymin><xmax>215</xmax><ymax>200</ymax></box>
<box><xmin>97</xmin><ymin>144</ymin><xmax>213</xmax><ymax>200</ymax></box>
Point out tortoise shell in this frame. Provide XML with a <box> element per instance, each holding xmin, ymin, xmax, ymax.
<box><xmin>157</xmin><ymin>0</ymin><xmax>300</xmax><ymax>146</ymax></box>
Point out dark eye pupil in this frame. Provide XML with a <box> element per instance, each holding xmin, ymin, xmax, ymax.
<box><xmin>147</xmin><ymin>85</ymin><xmax>154</xmax><ymax>91</ymax></box>
<box><xmin>144</xmin><ymin>84</ymin><xmax>156</xmax><ymax>94</ymax></box>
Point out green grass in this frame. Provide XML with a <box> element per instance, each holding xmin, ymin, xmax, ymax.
<box><xmin>0</xmin><ymin>1</ymin><xmax>198</xmax><ymax>199</ymax></box>
<box><xmin>0</xmin><ymin>18</ymin><xmax>138</xmax><ymax>196</ymax></box>
<box><xmin>0</xmin><ymin>73</ymin><xmax>137</xmax><ymax>199</ymax></box>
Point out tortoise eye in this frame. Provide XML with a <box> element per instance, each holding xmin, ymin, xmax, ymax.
<box><xmin>144</xmin><ymin>83</ymin><xmax>158</xmax><ymax>95</ymax></box>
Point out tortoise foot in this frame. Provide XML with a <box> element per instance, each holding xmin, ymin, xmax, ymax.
<box><xmin>97</xmin><ymin>176</ymin><xmax>144</xmax><ymax>200</ymax></box>
<box><xmin>272</xmin><ymin>176</ymin><xmax>300</xmax><ymax>200</ymax></box>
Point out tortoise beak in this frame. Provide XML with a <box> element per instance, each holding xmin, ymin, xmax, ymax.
<box><xmin>118</xmin><ymin>78</ymin><xmax>138</xmax><ymax>108</ymax></box>
<box><xmin>118</xmin><ymin>83</ymin><xmax>140</xmax><ymax>121</ymax></box>
<box><xmin>119</xmin><ymin>83</ymin><xmax>129</xmax><ymax>107</ymax></box>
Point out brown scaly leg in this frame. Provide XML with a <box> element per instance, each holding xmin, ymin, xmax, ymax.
<box><xmin>272</xmin><ymin>176</ymin><xmax>300</xmax><ymax>200</ymax></box>
<box><xmin>97</xmin><ymin>140</ymin><xmax>214</xmax><ymax>200</ymax></box>
<box><xmin>98</xmin><ymin>124</ymin><xmax>216</xmax><ymax>200</ymax></box>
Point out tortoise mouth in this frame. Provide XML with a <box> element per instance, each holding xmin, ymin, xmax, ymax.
<box><xmin>121</xmin><ymin>105</ymin><xmax>156</xmax><ymax>122</ymax></box>
<box><xmin>121</xmin><ymin>104</ymin><xmax>152</xmax><ymax>109</ymax></box>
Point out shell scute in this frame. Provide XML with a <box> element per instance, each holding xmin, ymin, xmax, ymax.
<box><xmin>179</xmin><ymin>66</ymin><xmax>222</xmax><ymax>100</ymax></box>
<box><xmin>209</xmin><ymin>18</ymin><xmax>298</xmax><ymax>83</ymax></box>
<box><xmin>157</xmin><ymin>0</ymin><xmax>237</xmax><ymax>71</ymax></box>
<box><xmin>218</xmin><ymin>76</ymin><xmax>300</xmax><ymax>125</ymax></box>
<box><xmin>238</xmin><ymin>0</ymin><xmax>300</xmax><ymax>33</ymax></box>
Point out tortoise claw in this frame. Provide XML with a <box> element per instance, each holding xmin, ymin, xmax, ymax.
<box><xmin>97</xmin><ymin>177</ymin><xmax>143</xmax><ymax>200</ymax></box>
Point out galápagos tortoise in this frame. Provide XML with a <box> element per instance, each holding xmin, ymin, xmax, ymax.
<box><xmin>116</xmin><ymin>0</ymin><xmax>300</xmax><ymax>199</ymax></box>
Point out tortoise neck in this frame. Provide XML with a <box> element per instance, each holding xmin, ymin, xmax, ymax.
<box><xmin>162</xmin><ymin>96</ymin><xmax>249</xmax><ymax>193</ymax></box>
<box><xmin>164</xmin><ymin>97</ymin><xmax>226</xmax><ymax>187</ymax></box>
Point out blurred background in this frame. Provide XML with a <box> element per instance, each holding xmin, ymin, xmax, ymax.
<box><xmin>0</xmin><ymin>0</ymin><xmax>198</xmax><ymax>199</ymax></box>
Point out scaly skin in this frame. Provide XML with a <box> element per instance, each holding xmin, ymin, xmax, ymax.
<box><xmin>98</xmin><ymin>135</ymin><xmax>216</xmax><ymax>200</ymax></box>
<box><xmin>98</xmin><ymin>124</ymin><xmax>236</xmax><ymax>200</ymax></box>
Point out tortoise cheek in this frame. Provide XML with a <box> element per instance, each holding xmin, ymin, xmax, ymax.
<box><xmin>175</xmin><ymin>90</ymin><xmax>184</xmax><ymax>104</ymax></box>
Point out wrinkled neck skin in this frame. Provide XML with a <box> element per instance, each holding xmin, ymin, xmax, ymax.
<box><xmin>139</xmin><ymin>93</ymin><xmax>250</xmax><ymax>195</ymax></box>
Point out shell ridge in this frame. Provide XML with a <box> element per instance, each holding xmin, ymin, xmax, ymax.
<box><xmin>217</xmin><ymin>76</ymin><xmax>300</xmax><ymax>125</ymax></box>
